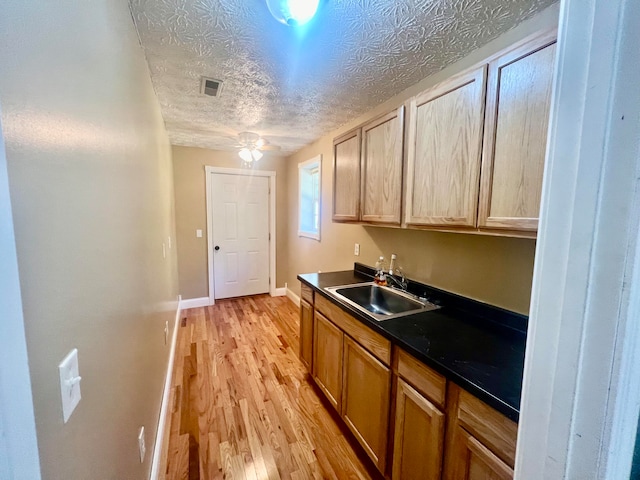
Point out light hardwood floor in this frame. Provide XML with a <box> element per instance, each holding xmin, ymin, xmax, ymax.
<box><xmin>160</xmin><ymin>294</ymin><xmax>383</xmax><ymax>480</ymax></box>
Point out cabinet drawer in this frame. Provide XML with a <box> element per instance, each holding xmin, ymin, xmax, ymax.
<box><xmin>315</xmin><ymin>294</ymin><xmax>391</xmax><ymax>365</ymax></box>
<box><xmin>395</xmin><ymin>348</ymin><xmax>446</xmax><ymax>409</ymax></box>
<box><xmin>300</xmin><ymin>282</ymin><xmax>314</xmax><ymax>304</ymax></box>
<box><xmin>453</xmin><ymin>384</ymin><xmax>518</xmax><ymax>468</ymax></box>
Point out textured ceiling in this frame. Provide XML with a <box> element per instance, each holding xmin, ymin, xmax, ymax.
<box><xmin>130</xmin><ymin>0</ymin><xmax>556</xmax><ymax>154</ymax></box>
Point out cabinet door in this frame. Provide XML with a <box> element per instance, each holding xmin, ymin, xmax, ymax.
<box><xmin>342</xmin><ymin>336</ymin><xmax>391</xmax><ymax>472</ymax></box>
<box><xmin>333</xmin><ymin>129</ymin><xmax>361</xmax><ymax>222</ymax></box>
<box><xmin>299</xmin><ymin>299</ymin><xmax>313</xmax><ymax>371</ymax></box>
<box><xmin>449</xmin><ymin>427</ymin><xmax>513</xmax><ymax>480</ymax></box>
<box><xmin>392</xmin><ymin>379</ymin><xmax>445</xmax><ymax>480</ymax></box>
<box><xmin>405</xmin><ymin>66</ymin><xmax>486</xmax><ymax>227</ymax></box>
<box><xmin>312</xmin><ymin>312</ymin><xmax>343</xmax><ymax>411</ymax></box>
<box><xmin>478</xmin><ymin>33</ymin><xmax>557</xmax><ymax>231</ymax></box>
<box><xmin>361</xmin><ymin>107</ymin><xmax>404</xmax><ymax>224</ymax></box>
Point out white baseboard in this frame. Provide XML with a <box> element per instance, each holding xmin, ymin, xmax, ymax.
<box><xmin>180</xmin><ymin>296</ymin><xmax>210</xmax><ymax>309</ymax></box>
<box><xmin>149</xmin><ymin>295</ymin><xmax>182</xmax><ymax>480</ymax></box>
<box><xmin>272</xmin><ymin>287</ymin><xmax>287</xmax><ymax>297</ymax></box>
<box><xmin>286</xmin><ymin>288</ymin><xmax>300</xmax><ymax>307</ymax></box>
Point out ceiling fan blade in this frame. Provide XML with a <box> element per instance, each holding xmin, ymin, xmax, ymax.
<box><xmin>260</xmin><ymin>145</ymin><xmax>281</xmax><ymax>151</ymax></box>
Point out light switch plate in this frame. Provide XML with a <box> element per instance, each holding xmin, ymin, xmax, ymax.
<box><xmin>138</xmin><ymin>426</ymin><xmax>146</xmax><ymax>463</ymax></box>
<box><xmin>58</xmin><ymin>349</ymin><xmax>81</xmax><ymax>423</ymax></box>
<box><xmin>196</xmin><ymin>229</ymin><xmax>203</xmax><ymax>238</ymax></box>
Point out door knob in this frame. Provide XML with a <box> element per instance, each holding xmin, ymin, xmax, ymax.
<box><xmin>214</xmin><ymin>245</ymin><xmax>220</xmax><ymax>251</ymax></box>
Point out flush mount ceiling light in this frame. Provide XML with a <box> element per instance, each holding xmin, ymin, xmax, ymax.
<box><xmin>266</xmin><ymin>0</ymin><xmax>320</xmax><ymax>26</ymax></box>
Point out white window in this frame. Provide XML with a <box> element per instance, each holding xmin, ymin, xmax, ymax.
<box><xmin>298</xmin><ymin>155</ymin><xmax>321</xmax><ymax>240</ymax></box>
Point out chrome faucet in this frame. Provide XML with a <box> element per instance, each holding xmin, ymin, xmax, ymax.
<box><xmin>386</xmin><ymin>265</ymin><xmax>407</xmax><ymax>291</ymax></box>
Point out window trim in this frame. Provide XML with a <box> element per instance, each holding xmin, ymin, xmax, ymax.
<box><xmin>298</xmin><ymin>155</ymin><xmax>322</xmax><ymax>241</ymax></box>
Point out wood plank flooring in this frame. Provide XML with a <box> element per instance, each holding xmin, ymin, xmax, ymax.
<box><xmin>161</xmin><ymin>295</ymin><xmax>383</xmax><ymax>480</ymax></box>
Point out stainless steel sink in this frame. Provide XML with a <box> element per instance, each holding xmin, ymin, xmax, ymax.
<box><xmin>324</xmin><ymin>282</ymin><xmax>440</xmax><ymax>321</ymax></box>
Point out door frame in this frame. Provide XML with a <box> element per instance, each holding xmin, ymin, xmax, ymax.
<box><xmin>0</xmin><ymin>104</ymin><xmax>42</xmax><ymax>478</ymax></box>
<box><xmin>516</xmin><ymin>0</ymin><xmax>640</xmax><ymax>478</ymax></box>
<box><xmin>205</xmin><ymin>166</ymin><xmax>277</xmax><ymax>305</ymax></box>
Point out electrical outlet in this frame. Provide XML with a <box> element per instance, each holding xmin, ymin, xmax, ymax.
<box><xmin>162</xmin><ymin>242</ymin><xmax>166</xmax><ymax>259</ymax></box>
<box><xmin>164</xmin><ymin>321</ymin><xmax>169</xmax><ymax>345</ymax></box>
<box><xmin>196</xmin><ymin>229</ymin><xmax>203</xmax><ymax>238</ymax></box>
<box><xmin>354</xmin><ymin>243</ymin><xmax>360</xmax><ymax>256</ymax></box>
<box><xmin>138</xmin><ymin>426</ymin><xmax>146</xmax><ymax>463</ymax></box>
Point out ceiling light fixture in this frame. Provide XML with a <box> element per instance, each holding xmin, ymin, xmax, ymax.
<box><xmin>266</xmin><ymin>0</ymin><xmax>319</xmax><ymax>26</ymax></box>
<box><xmin>239</xmin><ymin>147</ymin><xmax>263</xmax><ymax>164</ymax></box>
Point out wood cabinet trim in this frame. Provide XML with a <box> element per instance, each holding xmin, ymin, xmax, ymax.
<box><xmin>341</xmin><ymin>336</ymin><xmax>391</xmax><ymax>472</ymax></box>
<box><xmin>315</xmin><ymin>295</ymin><xmax>391</xmax><ymax>365</ymax></box>
<box><xmin>466</xmin><ymin>431</ymin><xmax>514</xmax><ymax>479</ymax></box>
<box><xmin>404</xmin><ymin>65</ymin><xmax>487</xmax><ymax>228</ymax></box>
<box><xmin>299</xmin><ymin>298</ymin><xmax>314</xmax><ymax>371</ymax></box>
<box><xmin>478</xmin><ymin>31</ymin><xmax>557</xmax><ymax>232</ymax></box>
<box><xmin>360</xmin><ymin>106</ymin><xmax>405</xmax><ymax>224</ymax></box>
<box><xmin>312</xmin><ymin>311</ymin><xmax>344</xmax><ymax>412</ymax></box>
<box><xmin>450</xmin><ymin>383</ymin><xmax>518</xmax><ymax>468</ymax></box>
<box><xmin>332</xmin><ymin>128</ymin><xmax>362</xmax><ymax>222</ymax></box>
<box><xmin>300</xmin><ymin>283</ymin><xmax>314</xmax><ymax>304</ymax></box>
<box><xmin>394</xmin><ymin>347</ymin><xmax>447</xmax><ymax>409</ymax></box>
<box><xmin>392</xmin><ymin>378</ymin><xmax>445</xmax><ymax>480</ymax></box>
<box><xmin>333</xmin><ymin>126</ymin><xmax>361</xmax><ymax>147</ymax></box>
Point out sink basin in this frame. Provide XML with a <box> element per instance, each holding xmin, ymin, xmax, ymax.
<box><xmin>324</xmin><ymin>282</ymin><xmax>440</xmax><ymax>321</ymax></box>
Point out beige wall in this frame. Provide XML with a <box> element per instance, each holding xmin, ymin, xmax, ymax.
<box><xmin>0</xmin><ymin>2</ymin><xmax>179</xmax><ymax>479</ymax></box>
<box><xmin>286</xmin><ymin>4</ymin><xmax>559</xmax><ymax>314</ymax></box>
<box><xmin>172</xmin><ymin>146</ymin><xmax>289</xmax><ymax>299</ymax></box>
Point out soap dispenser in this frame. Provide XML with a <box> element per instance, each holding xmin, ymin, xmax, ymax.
<box><xmin>374</xmin><ymin>256</ymin><xmax>387</xmax><ymax>286</ymax></box>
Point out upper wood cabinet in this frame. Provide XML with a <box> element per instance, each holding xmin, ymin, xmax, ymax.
<box><xmin>332</xmin><ymin>129</ymin><xmax>361</xmax><ymax>222</ymax></box>
<box><xmin>478</xmin><ymin>32</ymin><xmax>557</xmax><ymax>231</ymax></box>
<box><xmin>331</xmin><ymin>29</ymin><xmax>556</xmax><ymax>238</ymax></box>
<box><xmin>361</xmin><ymin>107</ymin><xmax>405</xmax><ymax>224</ymax></box>
<box><xmin>405</xmin><ymin>67</ymin><xmax>487</xmax><ymax>228</ymax></box>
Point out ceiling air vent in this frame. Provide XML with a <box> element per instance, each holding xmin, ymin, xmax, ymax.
<box><xmin>200</xmin><ymin>77</ymin><xmax>223</xmax><ymax>97</ymax></box>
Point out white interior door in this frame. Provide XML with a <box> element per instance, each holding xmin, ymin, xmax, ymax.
<box><xmin>211</xmin><ymin>173</ymin><xmax>270</xmax><ymax>299</ymax></box>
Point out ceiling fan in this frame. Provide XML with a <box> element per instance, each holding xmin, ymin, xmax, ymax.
<box><xmin>236</xmin><ymin>131</ymin><xmax>280</xmax><ymax>163</ymax></box>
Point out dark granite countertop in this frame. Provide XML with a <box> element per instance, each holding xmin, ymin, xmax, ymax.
<box><xmin>297</xmin><ymin>267</ymin><xmax>527</xmax><ymax>422</ymax></box>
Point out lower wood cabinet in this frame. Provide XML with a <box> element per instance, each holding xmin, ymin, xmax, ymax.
<box><xmin>443</xmin><ymin>384</ymin><xmax>517</xmax><ymax>480</ymax></box>
<box><xmin>299</xmin><ymin>284</ymin><xmax>518</xmax><ymax>479</ymax></box>
<box><xmin>447</xmin><ymin>427</ymin><xmax>513</xmax><ymax>480</ymax></box>
<box><xmin>312</xmin><ymin>311</ymin><xmax>343</xmax><ymax>411</ymax></box>
<box><xmin>299</xmin><ymin>298</ymin><xmax>314</xmax><ymax>371</ymax></box>
<box><xmin>342</xmin><ymin>336</ymin><xmax>391</xmax><ymax>472</ymax></box>
<box><xmin>392</xmin><ymin>378</ymin><xmax>445</xmax><ymax>480</ymax></box>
